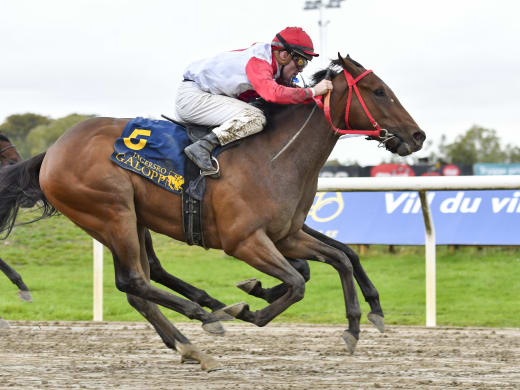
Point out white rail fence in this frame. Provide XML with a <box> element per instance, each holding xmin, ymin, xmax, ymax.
<box><xmin>93</xmin><ymin>175</ymin><xmax>520</xmax><ymax>326</ymax></box>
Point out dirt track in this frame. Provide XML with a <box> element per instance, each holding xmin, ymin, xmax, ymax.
<box><xmin>1</xmin><ymin>321</ymin><xmax>519</xmax><ymax>389</ymax></box>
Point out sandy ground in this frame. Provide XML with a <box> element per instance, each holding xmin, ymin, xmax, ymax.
<box><xmin>0</xmin><ymin>321</ymin><xmax>519</xmax><ymax>389</ymax></box>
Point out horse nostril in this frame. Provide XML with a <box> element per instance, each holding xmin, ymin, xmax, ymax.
<box><xmin>413</xmin><ymin>131</ymin><xmax>426</xmax><ymax>144</ymax></box>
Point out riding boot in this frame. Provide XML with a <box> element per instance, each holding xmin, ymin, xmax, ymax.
<box><xmin>184</xmin><ymin>132</ymin><xmax>221</xmax><ymax>177</ymax></box>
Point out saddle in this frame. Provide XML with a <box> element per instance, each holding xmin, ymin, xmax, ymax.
<box><xmin>160</xmin><ymin>115</ymin><xmax>238</xmax><ymax>249</ymax></box>
<box><xmin>159</xmin><ymin>115</ymin><xmax>212</xmax><ymax>248</ymax></box>
<box><xmin>161</xmin><ymin>114</ymin><xmax>212</xmax><ymax>143</ymax></box>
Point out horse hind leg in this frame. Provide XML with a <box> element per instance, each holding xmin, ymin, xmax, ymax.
<box><xmin>109</xmin><ymin>224</ymin><xmax>225</xmax><ymax>337</ymax></box>
<box><xmin>0</xmin><ymin>258</ymin><xmax>33</xmax><ymax>302</ymax></box>
<box><xmin>144</xmin><ymin>229</ymin><xmax>233</xmax><ymax>321</ymax></box>
<box><xmin>126</xmin><ymin>294</ymin><xmax>220</xmax><ymax>371</ymax></box>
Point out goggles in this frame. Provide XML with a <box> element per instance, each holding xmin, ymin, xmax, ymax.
<box><xmin>291</xmin><ymin>53</ymin><xmax>309</xmax><ymax>70</ymax></box>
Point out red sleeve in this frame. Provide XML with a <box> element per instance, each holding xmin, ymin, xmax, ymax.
<box><xmin>245</xmin><ymin>57</ymin><xmax>313</xmax><ymax>104</ymax></box>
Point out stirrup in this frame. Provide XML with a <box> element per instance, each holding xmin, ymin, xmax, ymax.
<box><xmin>200</xmin><ymin>156</ymin><xmax>220</xmax><ymax>178</ymax></box>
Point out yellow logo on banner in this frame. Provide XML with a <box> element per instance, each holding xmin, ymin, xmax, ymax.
<box><xmin>167</xmin><ymin>174</ymin><xmax>184</xmax><ymax>191</ymax></box>
<box><xmin>124</xmin><ymin>129</ymin><xmax>151</xmax><ymax>150</ymax></box>
<box><xmin>308</xmin><ymin>192</ymin><xmax>344</xmax><ymax>222</ymax></box>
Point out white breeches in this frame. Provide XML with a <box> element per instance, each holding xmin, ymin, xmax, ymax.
<box><xmin>175</xmin><ymin>81</ymin><xmax>266</xmax><ymax>145</ymax></box>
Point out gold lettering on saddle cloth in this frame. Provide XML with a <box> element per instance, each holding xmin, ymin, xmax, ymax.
<box><xmin>114</xmin><ymin>152</ymin><xmax>185</xmax><ymax>193</ymax></box>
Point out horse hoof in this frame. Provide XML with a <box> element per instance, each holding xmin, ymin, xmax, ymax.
<box><xmin>0</xmin><ymin>318</ymin><xmax>9</xmax><ymax>329</ymax></box>
<box><xmin>202</xmin><ymin>357</ymin><xmax>222</xmax><ymax>372</ymax></box>
<box><xmin>180</xmin><ymin>355</ymin><xmax>198</xmax><ymax>365</ymax></box>
<box><xmin>342</xmin><ymin>330</ymin><xmax>358</xmax><ymax>355</ymax></box>
<box><xmin>236</xmin><ymin>278</ymin><xmax>259</xmax><ymax>294</ymax></box>
<box><xmin>178</xmin><ymin>342</ymin><xmax>221</xmax><ymax>372</ymax></box>
<box><xmin>202</xmin><ymin>321</ymin><xmax>225</xmax><ymax>336</ymax></box>
<box><xmin>212</xmin><ymin>308</ymin><xmax>235</xmax><ymax>321</ymax></box>
<box><xmin>222</xmin><ymin>302</ymin><xmax>248</xmax><ymax>318</ymax></box>
<box><xmin>368</xmin><ymin>313</ymin><xmax>385</xmax><ymax>333</ymax></box>
<box><xmin>19</xmin><ymin>290</ymin><xmax>33</xmax><ymax>303</ymax></box>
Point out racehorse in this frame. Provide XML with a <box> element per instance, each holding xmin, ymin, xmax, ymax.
<box><xmin>0</xmin><ymin>55</ymin><xmax>425</xmax><ymax>370</ymax></box>
<box><xmin>0</xmin><ymin>133</ymin><xmax>31</xmax><ymax>328</ymax></box>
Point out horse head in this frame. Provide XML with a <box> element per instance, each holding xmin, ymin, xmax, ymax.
<box><xmin>317</xmin><ymin>54</ymin><xmax>426</xmax><ymax>156</ymax></box>
<box><xmin>0</xmin><ymin>134</ymin><xmax>23</xmax><ymax>167</ymax></box>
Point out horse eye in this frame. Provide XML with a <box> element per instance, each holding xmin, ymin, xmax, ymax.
<box><xmin>374</xmin><ymin>88</ymin><xmax>386</xmax><ymax>97</ymax></box>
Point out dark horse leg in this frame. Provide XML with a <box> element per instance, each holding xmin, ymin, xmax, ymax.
<box><xmin>302</xmin><ymin>225</ymin><xmax>384</xmax><ymax>331</ymax></box>
<box><xmin>0</xmin><ymin>258</ymin><xmax>33</xmax><ymax>302</ymax></box>
<box><xmin>236</xmin><ymin>258</ymin><xmax>310</xmax><ymax>303</ymax></box>
<box><xmin>103</xmin><ymin>220</ymin><xmax>225</xmax><ymax>337</ymax></box>
<box><xmin>221</xmin><ymin>230</ymin><xmax>308</xmax><ymax>327</ymax></box>
<box><xmin>144</xmin><ymin>229</ymin><xmax>233</xmax><ymax>320</ymax></box>
<box><xmin>237</xmin><ymin>224</ymin><xmax>384</xmax><ymax>332</ymax></box>
<box><xmin>276</xmin><ymin>229</ymin><xmax>361</xmax><ymax>353</ymax></box>
<box><xmin>123</xmin><ymin>226</ymin><xmax>220</xmax><ymax>371</ymax></box>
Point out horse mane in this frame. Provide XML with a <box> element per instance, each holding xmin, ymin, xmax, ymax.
<box><xmin>253</xmin><ymin>56</ymin><xmax>365</xmax><ymax>118</ymax></box>
<box><xmin>310</xmin><ymin>57</ymin><xmax>364</xmax><ymax>85</ymax></box>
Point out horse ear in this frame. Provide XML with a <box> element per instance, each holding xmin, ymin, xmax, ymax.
<box><xmin>338</xmin><ymin>52</ymin><xmax>360</xmax><ymax>75</ymax></box>
<box><xmin>338</xmin><ymin>52</ymin><xmax>345</xmax><ymax>65</ymax></box>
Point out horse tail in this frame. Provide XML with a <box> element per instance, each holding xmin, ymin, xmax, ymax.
<box><xmin>0</xmin><ymin>152</ymin><xmax>58</xmax><ymax>238</ymax></box>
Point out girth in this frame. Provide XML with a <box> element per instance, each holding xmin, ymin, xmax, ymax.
<box><xmin>160</xmin><ymin>115</ymin><xmax>239</xmax><ymax>249</ymax></box>
<box><xmin>182</xmin><ymin>157</ymin><xmax>207</xmax><ymax>248</ymax></box>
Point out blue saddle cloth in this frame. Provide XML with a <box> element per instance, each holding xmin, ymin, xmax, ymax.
<box><xmin>110</xmin><ymin>117</ymin><xmax>190</xmax><ymax>194</ymax></box>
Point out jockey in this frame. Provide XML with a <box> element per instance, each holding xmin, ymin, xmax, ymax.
<box><xmin>175</xmin><ymin>26</ymin><xmax>333</xmax><ymax>177</ymax></box>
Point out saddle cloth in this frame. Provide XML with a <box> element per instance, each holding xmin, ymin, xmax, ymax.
<box><xmin>110</xmin><ymin>117</ymin><xmax>190</xmax><ymax>194</ymax></box>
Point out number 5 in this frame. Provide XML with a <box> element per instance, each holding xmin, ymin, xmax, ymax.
<box><xmin>123</xmin><ymin>129</ymin><xmax>151</xmax><ymax>150</ymax></box>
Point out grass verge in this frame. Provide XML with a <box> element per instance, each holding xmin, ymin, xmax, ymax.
<box><xmin>1</xmin><ymin>211</ymin><xmax>519</xmax><ymax>327</ymax></box>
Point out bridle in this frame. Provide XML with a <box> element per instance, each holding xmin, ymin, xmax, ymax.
<box><xmin>0</xmin><ymin>143</ymin><xmax>19</xmax><ymax>166</ymax></box>
<box><xmin>313</xmin><ymin>69</ymin><xmax>397</xmax><ymax>146</ymax></box>
<box><xmin>272</xmin><ymin>66</ymin><xmax>399</xmax><ymax>161</ymax></box>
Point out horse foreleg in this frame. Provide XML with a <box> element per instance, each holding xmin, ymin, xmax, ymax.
<box><xmin>302</xmin><ymin>225</ymin><xmax>384</xmax><ymax>332</ymax></box>
<box><xmin>236</xmin><ymin>258</ymin><xmax>310</xmax><ymax>303</ymax></box>
<box><xmin>144</xmin><ymin>229</ymin><xmax>232</xmax><ymax>320</ymax></box>
<box><xmin>222</xmin><ymin>229</ymin><xmax>306</xmax><ymax>327</ymax></box>
<box><xmin>0</xmin><ymin>258</ymin><xmax>33</xmax><ymax>302</ymax></box>
<box><xmin>238</xmin><ymin>226</ymin><xmax>384</xmax><ymax>333</ymax></box>
<box><xmin>275</xmin><ymin>229</ymin><xmax>362</xmax><ymax>354</ymax></box>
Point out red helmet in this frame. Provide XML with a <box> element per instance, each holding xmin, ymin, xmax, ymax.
<box><xmin>272</xmin><ymin>27</ymin><xmax>319</xmax><ymax>60</ymax></box>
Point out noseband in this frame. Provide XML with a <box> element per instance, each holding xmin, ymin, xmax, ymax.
<box><xmin>314</xmin><ymin>69</ymin><xmax>394</xmax><ymax>145</ymax></box>
<box><xmin>0</xmin><ymin>144</ymin><xmax>16</xmax><ymax>155</ymax></box>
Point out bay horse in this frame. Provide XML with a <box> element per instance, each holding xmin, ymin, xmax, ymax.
<box><xmin>0</xmin><ymin>55</ymin><xmax>425</xmax><ymax>370</ymax></box>
<box><xmin>0</xmin><ymin>133</ymin><xmax>31</xmax><ymax>328</ymax></box>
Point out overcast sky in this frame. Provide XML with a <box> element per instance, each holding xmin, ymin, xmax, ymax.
<box><xmin>1</xmin><ymin>0</ymin><xmax>519</xmax><ymax>165</ymax></box>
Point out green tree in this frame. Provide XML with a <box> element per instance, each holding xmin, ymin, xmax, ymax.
<box><xmin>26</xmin><ymin>113</ymin><xmax>95</xmax><ymax>156</ymax></box>
<box><xmin>504</xmin><ymin>144</ymin><xmax>520</xmax><ymax>163</ymax></box>
<box><xmin>436</xmin><ymin>125</ymin><xmax>517</xmax><ymax>164</ymax></box>
<box><xmin>0</xmin><ymin>113</ymin><xmax>51</xmax><ymax>157</ymax></box>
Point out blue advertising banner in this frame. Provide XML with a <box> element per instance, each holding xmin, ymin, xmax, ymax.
<box><xmin>305</xmin><ymin>190</ymin><xmax>520</xmax><ymax>245</ymax></box>
<box><xmin>474</xmin><ymin>163</ymin><xmax>520</xmax><ymax>176</ymax></box>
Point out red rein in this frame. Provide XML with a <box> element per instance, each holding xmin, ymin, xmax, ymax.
<box><xmin>313</xmin><ymin>69</ymin><xmax>382</xmax><ymax>136</ymax></box>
